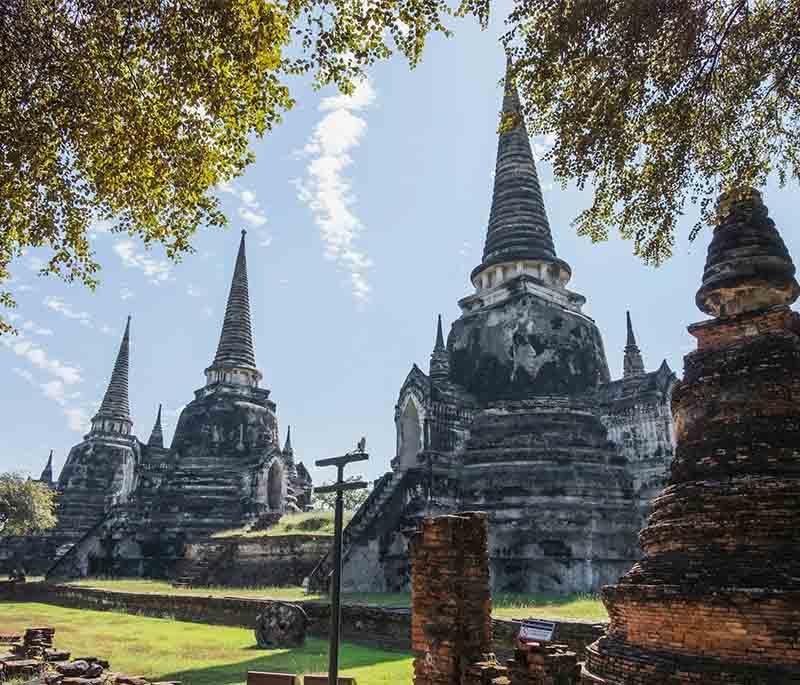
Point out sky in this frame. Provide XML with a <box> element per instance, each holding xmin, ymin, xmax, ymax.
<box><xmin>3</xmin><ymin>3</ymin><xmax>800</xmax><ymax>485</ymax></box>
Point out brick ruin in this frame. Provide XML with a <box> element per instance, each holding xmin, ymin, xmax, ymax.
<box><xmin>410</xmin><ymin>511</ymin><xmax>581</xmax><ymax>685</ymax></box>
<box><xmin>581</xmin><ymin>188</ymin><xmax>800</xmax><ymax>684</ymax></box>
<box><xmin>0</xmin><ymin>626</ymin><xmax>177</xmax><ymax>685</ymax></box>
<box><xmin>311</xmin><ymin>56</ymin><xmax>677</xmax><ymax>598</ymax></box>
<box><xmin>1</xmin><ymin>231</ymin><xmax>312</xmax><ymax>579</ymax></box>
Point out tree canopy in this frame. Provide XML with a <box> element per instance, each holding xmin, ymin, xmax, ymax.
<box><xmin>0</xmin><ymin>473</ymin><xmax>58</xmax><ymax>536</ymax></box>
<box><xmin>5</xmin><ymin>0</ymin><xmax>793</xmax><ymax>329</ymax></box>
<box><xmin>0</xmin><ymin>0</ymin><xmax>487</xmax><ymax>332</ymax></box>
<box><xmin>312</xmin><ymin>476</ymin><xmax>371</xmax><ymax>512</ymax></box>
<box><xmin>505</xmin><ymin>0</ymin><xmax>800</xmax><ymax>264</ymax></box>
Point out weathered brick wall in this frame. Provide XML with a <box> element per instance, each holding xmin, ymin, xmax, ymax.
<box><xmin>410</xmin><ymin>512</ymin><xmax>492</xmax><ymax>685</ymax></box>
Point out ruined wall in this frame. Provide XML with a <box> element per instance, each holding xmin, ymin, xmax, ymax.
<box><xmin>182</xmin><ymin>535</ymin><xmax>330</xmax><ymax>587</ymax></box>
<box><xmin>449</xmin><ymin>291</ymin><xmax>610</xmax><ymax>402</ymax></box>
<box><xmin>459</xmin><ymin>398</ymin><xmax>640</xmax><ymax>594</ymax></box>
<box><xmin>598</xmin><ymin>370</ymin><xmax>676</xmax><ymax>520</ymax></box>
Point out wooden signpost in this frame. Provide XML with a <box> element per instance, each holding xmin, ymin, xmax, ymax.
<box><xmin>314</xmin><ymin>441</ymin><xmax>369</xmax><ymax>685</ymax></box>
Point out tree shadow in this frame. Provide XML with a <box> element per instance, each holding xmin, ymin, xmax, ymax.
<box><xmin>155</xmin><ymin>639</ymin><xmax>411</xmax><ymax>685</ymax></box>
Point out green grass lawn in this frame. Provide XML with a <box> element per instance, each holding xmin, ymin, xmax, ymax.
<box><xmin>1</xmin><ymin>603</ymin><xmax>411</xmax><ymax>685</ymax></box>
<box><xmin>212</xmin><ymin>512</ymin><xmax>354</xmax><ymax>539</ymax></box>
<box><xmin>62</xmin><ymin>579</ymin><xmax>607</xmax><ymax>621</ymax></box>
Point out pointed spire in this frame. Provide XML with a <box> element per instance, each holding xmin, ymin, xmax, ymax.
<box><xmin>283</xmin><ymin>425</ymin><xmax>293</xmax><ymax>455</ymax></box>
<box><xmin>212</xmin><ymin>231</ymin><xmax>257</xmax><ymax>370</ymax></box>
<box><xmin>91</xmin><ymin>316</ymin><xmax>133</xmax><ymax>434</ymax></box>
<box><xmin>626</xmin><ymin>311</ymin><xmax>637</xmax><ymax>347</ymax></box>
<box><xmin>39</xmin><ymin>450</ymin><xmax>53</xmax><ymax>485</ymax></box>
<box><xmin>148</xmin><ymin>404</ymin><xmax>164</xmax><ymax>448</ymax></box>
<box><xmin>623</xmin><ymin>310</ymin><xmax>645</xmax><ymax>378</ymax></box>
<box><xmin>434</xmin><ymin>314</ymin><xmax>445</xmax><ymax>351</ymax></box>
<box><xmin>430</xmin><ymin>314</ymin><xmax>450</xmax><ymax>381</ymax></box>
<box><xmin>471</xmin><ymin>55</ymin><xmax>569</xmax><ymax>286</ymax></box>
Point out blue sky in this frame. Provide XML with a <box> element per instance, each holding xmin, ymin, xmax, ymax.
<box><xmin>3</xmin><ymin>5</ymin><xmax>799</xmax><ymax>485</ymax></box>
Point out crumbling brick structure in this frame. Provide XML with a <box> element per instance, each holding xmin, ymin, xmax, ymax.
<box><xmin>411</xmin><ymin>511</ymin><xmax>580</xmax><ymax>685</ymax></box>
<box><xmin>581</xmin><ymin>188</ymin><xmax>800</xmax><ymax>684</ymax></box>
<box><xmin>411</xmin><ymin>512</ymin><xmax>493</xmax><ymax>685</ymax></box>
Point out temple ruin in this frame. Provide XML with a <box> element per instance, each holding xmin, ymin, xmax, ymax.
<box><xmin>309</xmin><ymin>59</ymin><xmax>677</xmax><ymax>595</ymax></box>
<box><xmin>1</xmin><ymin>231</ymin><xmax>312</xmax><ymax>578</ymax></box>
<box><xmin>582</xmin><ymin>188</ymin><xmax>800</xmax><ymax>683</ymax></box>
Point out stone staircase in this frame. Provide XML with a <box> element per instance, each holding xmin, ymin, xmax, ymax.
<box><xmin>172</xmin><ymin>540</ymin><xmax>233</xmax><ymax>587</ymax></box>
<box><xmin>307</xmin><ymin>471</ymin><xmax>405</xmax><ymax>593</ymax></box>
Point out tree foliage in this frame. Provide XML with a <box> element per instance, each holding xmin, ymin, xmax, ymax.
<box><xmin>0</xmin><ymin>0</ymin><xmax>488</xmax><ymax>332</ymax></box>
<box><xmin>0</xmin><ymin>473</ymin><xmax>58</xmax><ymax>536</ymax></box>
<box><xmin>505</xmin><ymin>0</ymin><xmax>800</xmax><ymax>263</ymax></box>
<box><xmin>312</xmin><ymin>476</ymin><xmax>371</xmax><ymax>512</ymax></box>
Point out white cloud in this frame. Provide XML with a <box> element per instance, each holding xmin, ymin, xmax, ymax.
<box><xmin>2</xmin><ymin>333</ymin><xmax>82</xmax><ymax>385</ymax></box>
<box><xmin>41</xmin><ymin>379</ymin><xmax>77</xmax><ymax>406</ymax></box>
<box><xmin>218</xmin><ymin>182</ymin><xmax>269</xmax><ymax>229</ymax></box>
<box><xmin>113</xmin><ymin>240</ymin><xmax>173</xmax><ymax>284</ymax></box>
<box><xmin>63</xmin><ymin>407</ymin><xmax>89</xmax><ymax>432</ymax></box>
<box><xmin>258</xmin><ymin>233</ymin><xmax>273</xmax><ymax>248</ymax></box>
<box><xmin>88</xmin><ymin>219</ymin><xmax>114</xmax><ymax>239</ymax></box>
<box><xmin>43</xmin><ymin>296</ymin><xmax>92</xmax><ymax>325</ymax></box>
<box><xmin>238</xmin><ymin>207</ymin><xmax>268</xmax><ymax>227</ymax></box>
<box><xmin>187</xmin><ymin>284</ymin><xmax>204</xmax><ymax>297</ymax></box>
<box><xmin>201</xmin><ymin>305</ymin><xmax>213</xmax><ymax>318</ymax></box>
<box><xmin>216</xmin><ymin>180</ymin><xmax>236</xmax><ymax>195</ymax></box>
<box><xmin>120</xmin><ymin>287</ymin><xmax>135</xmax><ymax>301</ymax></box>
<box><xmin>7</xmin><ymin>342</ymin><xmax>91</xmax><ymax>432</ymax></box>
<box><xmin>240</xmin><ymin>190</ymin><xmax>258</xmax><ymax>208</ymax></box>
<box><xmin>296</xmin><ymin>79</ymin><xmax>376</xmax><ymax>306</ymax></box>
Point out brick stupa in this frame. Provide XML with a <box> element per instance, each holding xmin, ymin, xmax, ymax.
<box><xmin>582</xmin><ymin>188</ymin><xmax>800</xmax><ymax>683</ymax></box>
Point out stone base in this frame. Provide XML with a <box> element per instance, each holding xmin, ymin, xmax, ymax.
<box><xmin>582</xmin><ymin>637</ymin><xmax>800</xmax><ymax>684</ymax></box>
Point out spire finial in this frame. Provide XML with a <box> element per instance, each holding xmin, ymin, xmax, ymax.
<box><xmin>208</xmin><ymin>232</ymin><xmax>258</xmax><ymax>374</ymax></box>
<box><xmin>435</xmin><ymin>314</ymin><xmax>445</xmax><ymax>351</ymax></box>
<box><xmin>283</xmin><ymin>425</ymin><xmax>293</xmax><ymax>454</ymax></box>
<box><xmin>623</xmin><ymin>311</ymin><xmax>645</xmax><ymax>378</ymax></box>
<box><xmin>39</xmin><ymin>450</ymin><xmax>54</xmax><ymax>485</ymax></box>
<box><xmin>470</xmin><ymin>51</ymin><xmax>568</xmax><ymax>287</ymax></box>
<box><xmin>430</xmin><ymin>314</ymin><xmax>450</xmax><ymax>380</ymax></box>
<box><xmin>148</xmin><ymin>403</ymin><xmax>164</xmax><ymax>448</ymax></box>
<box><xmin>91</xmin><ymin>316</ymin><xmax>133</xmax><ymax>434</ymax></box>
<box><xmin>626</xmin><ymin>310</ymin><xmax>637</xmax><ymax>347</ymax></box>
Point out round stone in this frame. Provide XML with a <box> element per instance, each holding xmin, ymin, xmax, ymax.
<box><xmin>254</xmin><ymin>602</ymin><xmax>308</xmax><ymax>648</ymax></box>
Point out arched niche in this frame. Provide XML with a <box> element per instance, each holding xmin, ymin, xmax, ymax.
<box><xmin>396</xmin><ymin>394</ymin><xmax>424</xmax><ymax>470</ymax></box>
<box><xmin>267</xmin><ymin>460</ymin><xmax>284</xmax><ymax>511</ymax></box>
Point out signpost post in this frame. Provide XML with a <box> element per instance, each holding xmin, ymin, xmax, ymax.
<box><xmin>315</xmin><ymin>443</ymin><xmax>369</xmax><ymax>685</ymax></box>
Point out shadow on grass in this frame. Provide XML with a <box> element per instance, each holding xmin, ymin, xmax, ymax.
<box><xmin>155</xmin><ymin>639</ymin><xmax>411</xmax><ymax>685</ymax></box>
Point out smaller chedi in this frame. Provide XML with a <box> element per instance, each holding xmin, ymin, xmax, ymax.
<box><xmin>582</xmin><ymin>188</ymin><xmax>800</xmax><ymax>684</ymax></box>
<box><xmin>0</xmin><ymin>231</ymin><xmax>313</xmax><ymax>579</ymax></box>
